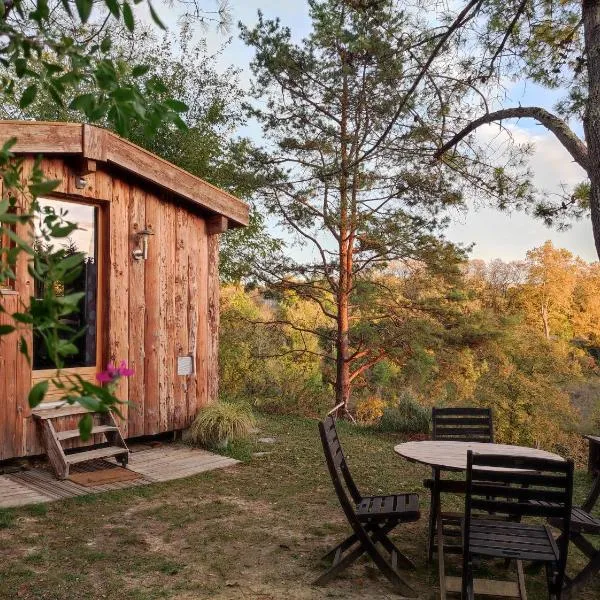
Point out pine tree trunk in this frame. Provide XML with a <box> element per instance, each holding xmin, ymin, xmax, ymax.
<box><xmin>583</xmin><ymin>0</ymin><xmax>600</xmax><ymax>259</ymax></box>
<box><xmin>335</xmin><ymin>66</ymin><xmax>352</xmax><ymax>413</ymax></box>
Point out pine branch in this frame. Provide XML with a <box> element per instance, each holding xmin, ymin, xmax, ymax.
<box><xmin>434</xmin><ymin>106</ymin><xmax>590</xmax><ymax>172</ymax></box>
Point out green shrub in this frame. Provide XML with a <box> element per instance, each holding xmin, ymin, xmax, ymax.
<box><xmin>376</xmin><ymin>393</ymin><xmax>430</xmax><ymax>434</ymax></box>
<box><xmin>187</xmin><ymin>402</ymin><xmax>256</xmax><ymax>448</ymax></box>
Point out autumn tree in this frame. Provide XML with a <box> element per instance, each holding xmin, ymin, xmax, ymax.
<box><xmin>518</xmin><ymin>242</ymin><xmax>578</xmax><ymax>340</ymax></box>
<box><xmin>241</xmin><ymin>0</ymin><xmax>466</xmax><ymax>413</ymax></box>
<box><xmin>572</xmin><ymin>262</ymin><xmax>600</xmax><ymax>344</ymax></box>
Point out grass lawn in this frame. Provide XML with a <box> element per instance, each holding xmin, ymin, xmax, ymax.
<box><xmin>0</xmin><ymin>413</ymin><xmax>598</xmax><ymax>599</ymax></box>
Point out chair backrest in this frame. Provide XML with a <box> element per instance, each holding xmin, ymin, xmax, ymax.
<box><xmin>318</xmin><ymin>416</ymin><xmax>362</xmax><ymax>515</ymax></box>
<box><xmin>432</xmin><ymin>407</ymin><xmax>494</xmax><ymax>443</ymax></box>
<box><xmin>464</xmin><ymin>451</ymin><xmax>573</xmax><ymax>582</ymax></box>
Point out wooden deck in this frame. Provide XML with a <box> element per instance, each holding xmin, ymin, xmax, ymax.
<box><xmin>0</xmin><ymin>444</ymin><xmax>239</xmax><ymax>509</ymax></box>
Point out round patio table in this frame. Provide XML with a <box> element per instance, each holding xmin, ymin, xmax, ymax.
<box><xmin>394</xmin><ymin>440</ymin><xmax>564</xmax><ymax>600</ymax></box>
<box><xmin>394</xmin><ymin>440</ymin><xmax>563</xmax><ymax>471</ymax></box>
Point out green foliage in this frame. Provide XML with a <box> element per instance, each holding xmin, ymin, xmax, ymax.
<box><xmin>186</xmin><ymin>401</ymin><xmax>256</xmax><ymax>448</ymax></box>
<box><xmin>0</xmin><ymin>0</ymin><xmax>188</xmax><ymax>136</ymax></box>
<box><xmin>375</xmin><ymin>393</ymin><xmax>431</xmax><ymax>435</ymax></box>
<box><xmin>217</xmin><ymin>242</ymin><xmax>599</xmax><ymax>452</ymax></box>
<box><xmin>219</xmin><ymin>285</ymin><xmax>331</xmax><ymax>416</ymax></box>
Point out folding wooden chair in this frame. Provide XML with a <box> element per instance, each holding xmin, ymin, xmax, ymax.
<box><xmin>546</xmin><ymin>438</ymin><xmax>600</xmax><ymax>598</ymax></box>
<box><xmin>316</xmin><ymin>416</ymin><xmax>420</xmax><ymax>596</ymax></box>
<box><xmin>426</xmin><ymin>407</ymin><xmax>494</xmax><ymax>561</ymax></box>
<box><xmin>462</xmin><ymin>451</ymin><xmax>574</xmax><ymax>600</ymax></box>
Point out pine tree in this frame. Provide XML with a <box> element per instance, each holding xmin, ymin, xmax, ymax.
<box><xmin>242</xmin><ymin>0</ymin><xmax>464</xmax><ymax>412</ymax></box>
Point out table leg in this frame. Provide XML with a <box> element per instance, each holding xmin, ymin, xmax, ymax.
<box><xmin>428</xmin><ymin>467</ymin><xmax>440</xmax><ymax>563</ymax></box>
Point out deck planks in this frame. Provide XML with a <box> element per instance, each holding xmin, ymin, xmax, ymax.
<box><xmin>0</xmin><ymin>444</ymin><xmax>239</xmax><ymax>508</ymax></box>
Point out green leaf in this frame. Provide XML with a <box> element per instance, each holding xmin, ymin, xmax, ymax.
<box><xmin>75</xmin><ymin>0</ymin><xmax>93</xmax><ymax>23</ymax></box>
<box><xmin>76</xmin><ymin>395</ymin><xmax>102</xmax><ymax>412</ymax></box>
<box><xmin>100</xmin><ymin>36</ymin><xmax>112</xmax><ymax>53</ymax></box>
<box><xmin>19</xmin><ymin>336</ymin><xmax>30</xmax><ymax>364</ymax></box>
<box><xmin>78</xmin><ymin>413</ymin><xmax>93</xmax><ymax>441</ymax></box>
<box><xmin>165</xmin><ymin>98</ymin><xmax>188</xmax><ymax>113</ymax></box>
<box><xmin>0</xmin><ymin>324</ymin><xmax>15</xmax><ymax>335</ymax></box>
<box><xmin>28</xmin><ymin>178</ymin><xmax>60</xmax><ymax>197</ymax></box>
<box><xmin>104</xmin><ymin>0</ymin><xmax>119</xmax><ymax>18</ymax></box>
<box><xmin>11</xmin><ymin>312</ymin><xmax>34</xmax><ymax>324</ymax></box>
<box><xmin>148</xmin><ymin>2</ymin><xmax>165</xmax><ymax>30</ymax></box>
<box><xmin>122</xmin><ymin>2</ymin><xmax>134</xmax><ymax>31</ymax></box>
<box><xmin>19</xmin><ymin>85</ymin><xmax>38</xmax><ymax>109</ymax></box>
<box><xmin>131</xmin><ymin>65</ymin><xmax>150</xmax><ymax>77</ymax></box>
<box><xmin>14</xmin><ymin>58</ymin><xmax>27</xmax><ymax>78</ymax></box>
<box><xmin>28</xmin><ymin>380</ymin><xmax>49</xmax><ymax>408</ymax></box>
<box><xmin>56</xmin><ymin>253</ymin><xmax>85</xmax><ymax>273</ymax></box>
<box><xmin>69</xmin><ymin>93</ymin><xmax>96</xmax><ymax>114</ymax></box>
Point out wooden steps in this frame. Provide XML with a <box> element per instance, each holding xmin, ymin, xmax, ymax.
<box><xmin>57</xmin><ymin>425</ymin><xmax>118</xmax><ymax>441</ymax></box>
<box><xmin>65</xmin><ymin>445</ymin><xmax>128</xmax><ymax>465</ymax></box>
<box><xmin>33</xmin><ymin>404</ymin><xmax>129</xmax><ymax>479</ymax></box>
<box><xmin>32</xmin><ymin>404</ymin><xmax>92</xmax><ymax>419</ymax></box>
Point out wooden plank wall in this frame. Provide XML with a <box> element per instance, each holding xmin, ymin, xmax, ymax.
<box><xmin>0</xmin><ymin>156</ymin><xmax>218</xmax><ymax>460</ymax></box>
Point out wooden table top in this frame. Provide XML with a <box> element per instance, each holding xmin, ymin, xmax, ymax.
<box><xmin>394</xmin><ymin>440</ymin><xmax>564</xmax><ymax>472</ymax></box>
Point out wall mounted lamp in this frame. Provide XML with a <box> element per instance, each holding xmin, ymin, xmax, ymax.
<box><xmin>132</xmin><ymin>227</ymin><xmax>154</xmax><ymax>261</ymax></box>
<box><xmin>75</xmin><ymin>176</ymin><xmax>87</xmax><ymax>189</ymax></box>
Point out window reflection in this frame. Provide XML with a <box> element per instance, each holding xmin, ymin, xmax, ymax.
<box><xmin>33</xmin><ymin>198</ymin><xmax>98</xmax><ymax>370</ymax></box>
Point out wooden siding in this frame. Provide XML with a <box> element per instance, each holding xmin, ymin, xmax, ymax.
<box><xmin>0</xmin><ymin>156</ymin><xmax>218</xmax><ymax>460</ymax></box>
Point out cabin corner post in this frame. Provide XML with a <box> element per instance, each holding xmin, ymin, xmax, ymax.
<box><xmin>207</xmin><ymin>232</ymin><xmax>220</xmax><ymax>404</ymax></box>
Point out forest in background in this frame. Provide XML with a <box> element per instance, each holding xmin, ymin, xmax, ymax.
<box><xmin>219</xmin><ymin>240</ymin><xmax>600</xmax><ymax>462</ymax></box>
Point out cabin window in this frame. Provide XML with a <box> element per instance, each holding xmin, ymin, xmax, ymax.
<box><xmin>32</xmin><ymin>198</ymin><xmax>98</xmax><ymax>370</ymax></box>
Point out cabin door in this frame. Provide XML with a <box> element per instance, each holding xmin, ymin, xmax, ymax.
<box><xmin>31</xmin><ymin>197</ymin><xmax>104</xmax><ymax>402</ymax></box>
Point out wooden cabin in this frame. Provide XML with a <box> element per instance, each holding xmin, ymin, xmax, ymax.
<box><xmin>0</xmin><ymin>121</ymin><xmax>248</xmax><ymax>473</ymax></box>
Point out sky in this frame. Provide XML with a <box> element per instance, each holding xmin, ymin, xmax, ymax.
<box><xmin>145</xmin><ymin>0</ymin><xmax>597</xmax><ymax>263</ymax></box>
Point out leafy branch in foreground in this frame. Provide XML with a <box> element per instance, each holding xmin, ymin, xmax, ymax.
<box><xmin>1</xmin><ymin>0</ymin><xmax>189</xmax><ymax>135</ymax></box>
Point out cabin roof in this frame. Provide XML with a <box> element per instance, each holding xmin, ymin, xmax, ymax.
<box><xmin>0</xmin><ymin>121</ymin><xmax>249</xmax><ymax>228</ymax></box>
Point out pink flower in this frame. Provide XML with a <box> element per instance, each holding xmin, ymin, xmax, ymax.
<box><xmin>96</xmin><ymin>360</ymin><xmax>134</xmax><ymax>384</ymax></box>
<box><xmin>96</xmin><ymin>371</ymin><xmax>113</xmax><ymax>383</ymax></box>
<box><xmin>117</xmin><ymin>360</ymin><xmax>135</xmax><ymax>377</ymax></box>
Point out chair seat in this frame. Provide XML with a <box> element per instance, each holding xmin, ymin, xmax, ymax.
<box><xmin>548</xmin><ymin>506</ymin><xmax>600</xmax><ymax>535</ymax></box>
<box><xmin>356</xmin><ymin>493</ymin><xmax>420</xmax><ymax>522</ymax></box>
<box><xmin>468</xmin><ymin>519</ymin><xmax>559</xmax><ymax>563</ymax></box>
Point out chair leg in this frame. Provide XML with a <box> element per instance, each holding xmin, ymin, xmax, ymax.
<box><xmin>562</xmin><ymin>546</ymin><xmax>600</xmax><ymax>599</ymax></box>
<box><xmin>314</xmin><ymin>543</ymin><xmax>366</xmax><ymax>586</ymax></box>
<box><xmin>363</xmin><ymin>538</ymin><xmax>418</xmax><ymax>597</ymax></box>
<box><xmin>320</xmin><ymin>532</ymin><xmax>359</xmax><ymax>562</ymax></box>
<box><xmin>315</xmin><ymin>525</ymin><xmax>417</xmax><ymax>597</ymax></box>
<box><xmin>320</xmin><ymin>521</ymin><xmax>395</xmax><ymax>562</ymax></box>
<box><xmin>369</xmin><ymin>521</ymin><xmax>417</xmax><ymax>570</ymax></box>
<box><xmin>516</xmin><ymin>560</ymin><xmax>528</xmax><ymax>600</ymax></box>
<box><xmin>461</xmin><ymin>554</ymin><xmax>474</xmax><ymax>600</ymax></box>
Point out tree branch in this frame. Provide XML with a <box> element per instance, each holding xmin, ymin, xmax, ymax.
<box><xmin>434</xmin><ymin>106</ymin><xmax>590</xmax><ymax>172</ymax></box>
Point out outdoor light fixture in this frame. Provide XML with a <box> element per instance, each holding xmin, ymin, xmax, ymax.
<box><xmin>75</xmin><ymin>176</ymin><xmax>87</xmax><ymax>189</ymax></box>
<box><xmin>132</xmin><ymin>227</ymin><xmax>154</xmax><ymax>261</ymax></box>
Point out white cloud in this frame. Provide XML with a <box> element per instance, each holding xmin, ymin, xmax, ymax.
<box><xmin>446</xmin><ymin>123</ymin><xmax>596</xmax><ymax>262</ymax></box>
